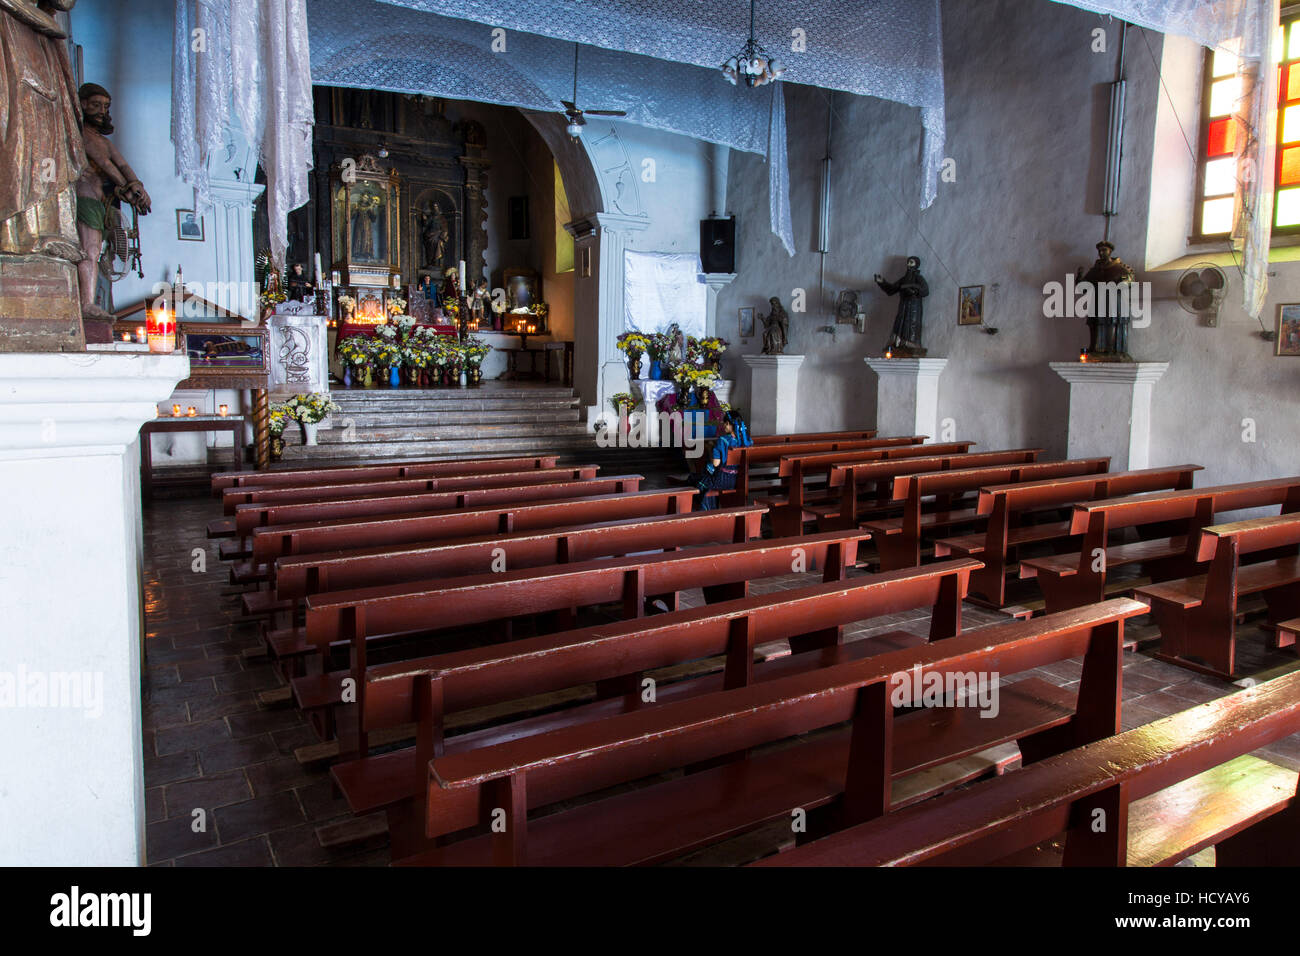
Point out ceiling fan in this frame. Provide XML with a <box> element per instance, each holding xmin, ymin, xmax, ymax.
<box><xmin>562</xmin><ymin>44</ymin><xmax>626</xmax><ymax>139</ymax></box>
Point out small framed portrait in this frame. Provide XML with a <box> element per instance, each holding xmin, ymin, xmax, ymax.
<box><xmin>183</xmin><ymin>325</ymin><xmax>267</xmax><ymax>372</ymax></box>
<box><xmin>176</xmin><ymin>209</ymin><xmax>204</xmax><ymax>242</ymax></box>
<box><xmin>1276</xmin><ymin>303</ymin><xmax>1300</xmax><ymax>355</ymax></box>
<box><xmin>958</xmin><ymin>284</ymin><xmax>984</xmax><ymax>326</ymax></box>
<box><xmin>834</xmin><ymin>289</ymin><xmax>860</xmax><ymax>325</ymax></box>
<box><xmin>738</xmin><ymin>306</ymin><xmax>755</xmax><ymax>338</ymax></box>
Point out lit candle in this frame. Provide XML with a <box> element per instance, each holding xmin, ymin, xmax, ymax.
<box><xmin>459</xmin><ymin>260</ymin><xmax>466</xmax><ymax>292</ymax></box>
<box><xmin>884</xmin><ymin>349</ymin><xmax>893</xmax><ymax>359</ymax></box>
<box><xmin>1079</xmin><ymin>349</ymin><xmax>1088</xmax><ymax>363</ymax></box>
<box><xmin>186</xmin><ymin>406</ymin><xmax>197</xmax><ymax>417</ymax></box>
<box><xmin>171</xmin><ymin>404</ymin><xmax>181</xmax><ymax>417</ymax></box>
<box><xmin>121</xmin><ymin>332</ymin><xmax>131</xmax><ymax>342</ymax></box>
<box><xmin>154</xmin><ymin>404</ymin><xmax>159</xmax><ymax>418</ymax></box>
<box><xmin>218</xmin><ymin>404</ymin><xmax>229</xmax><ymax>417</ymax></box>
<box><xmin>135</xmin><ymin>326</ymin><xmax>146</xmax><ymax>343</ymax></box>
<box><xmin>148</xmin><ymin>304</ymin><xmax>176</xmax><ymax>354</ymax></box>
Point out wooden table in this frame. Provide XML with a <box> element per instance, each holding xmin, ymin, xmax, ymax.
<box><xmin>141</xmin><ymin>416</ymin><xmax>245</xmax><ymax>502</ymax></box>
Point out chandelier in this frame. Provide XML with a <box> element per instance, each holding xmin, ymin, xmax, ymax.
<box><xmin>721</xmin><ymin>0</ymin><xmax>785</xmax><ymax>88</ymax></box>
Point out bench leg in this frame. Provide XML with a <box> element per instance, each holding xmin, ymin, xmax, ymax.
<box><xmin>874</xmin><ymin>533</ymin><xmax>915</xmax><ymax>572</ymax></box>
<box><xmin>1263</xmin><ymin>587</ymin><xmax>1300</xmax><ymax>651</ymax></box>
<box><xmin>1151</xmin><ymin>605</ymin><xmax>1236</xmax><ymax>680</ymax></box>
<box><xmin>768</xmin><ymin>506</ymin><xmax>806</xmax><ymax>539</ymax></box>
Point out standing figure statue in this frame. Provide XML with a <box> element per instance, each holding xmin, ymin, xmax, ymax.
<box><xmin>875</xmin><ymin>256</ymin><xmax>929</xmax><ymax>356</ymax></box>
<box><xmin>1075</xmin><ymin>240</ymin><xmax>1136</xmax><ymax>361</ymax></box>
<box><xmin>759</xmin><ymin>296</ymin><xmax>789</xmax><ymax>355</ymax></box>
<box><xmin>76</xmin><ymin>81</ymin><xmax>151</xmax><ymax>334</ymax></box>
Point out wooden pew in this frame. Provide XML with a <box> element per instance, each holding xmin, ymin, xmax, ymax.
<box><xmin>393</xmin><ymin>598</ymin><xmax>1145</xmax><ymax>865</ymax></box>
<box><xmin>210</xmin><ymin>454</ymin><xmax>560</xmax><ymax>494</ymax></box>
<box><xmin>933</xmin><ymin>464</ymin><xmax>1203</xmax><ymax>607</ymax></box>
<box><xmin>287</xmin><ymin>531</ymin><xmax>870</xmax><ymax>676</ymax></box>
<box><xmin>247</xmin><ymin>487</ymin><xmax>696</xmax><ymax>568</ymax></box>
<box><xmin>751</xmin><ymin>429</ymin><xmax>877</xmax><ymax>446</ymax></box>
<box><xmin>327</xmin><ymin>558</ymin><xmax>984</xmax><ymax>854</ymax></box>
<box><xmin>717</xmin><ymin>437</ymin><xmax>918</xmax><ymax>505</ymax></box>
<box><xmin>230</xmin><ymin>471</ymin><xmax>627</xmax><ymax>537</ymax></box>
<box><xmin>1135</xmin><ymin>513</ymin><xmax>1300</xmax><ymax>678</ymax></box>
<box><xmin>754</xmin><ymin>669</ymin><xmax>1300</xmax><ymax>867</ymax></box>
<box><xmin>251</xmin><ymin>506</ymin><xmax>766</xmax><ymax>622</ymax></box>
<box><xmin>1022</xmin><ymin>477</ymin><xmax>1300</xmax><ymax>615</ymax></box>
<box><xmin>816</xmin><ymin>448</ymin><xmax>1046</xmax><ymax>532</ymax></box>
<box><xmin>864</xmin><ymin>458</ymin><xmax>1112</xmax><ymax>570</ymax></box>
<box><xmin>754</xmin><ymin>438</ymin><xmax>972</xmax><ymax>534</ymax></box>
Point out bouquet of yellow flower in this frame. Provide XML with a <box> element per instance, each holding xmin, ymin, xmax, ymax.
<box><xmin>616</xmin><ymin>332</ymin><xmax>651</xmax><ymax>358</ymax></box>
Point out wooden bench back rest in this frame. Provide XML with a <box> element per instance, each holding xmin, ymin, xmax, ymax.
<box><xmin>829</xmin><ymin>449</ymin><xmax>1044</xmax><ymax>489</ymax></box>
<box><xmin>210</xmin><ymin>455</ymin><xmax>561</xmax><ymax>494</ymax></box>
<box><xmin>273</xmin><ymin>506</ymin><xmax>767</xmax><ymax>601</ymax></box>
<box><xmin>775</xmin><ymin>436</ymin><xmax>929</xmax><ymax>477</ymax></box>
<box><xmin>976</xmin><ymin>465</ymin><xmax>1203</xmax><ymax>517</ymax></box>
<box><xmin>249</xmin><ymin>488</ymin><xmax>696</xmax><ymax>564</ymax></box>
<box><xmin>420</xmin><ymin>599</ymin><xmax>1146</xmax><ymax>853</ymax></box>
<box><xmin>1069</xmin><ymin>477</ymin><xmax>1300</xmax><ymax>536</ymax></box>
<box><xmin>359</xmin><ymin>558</ymin><xmax>983</xmax><ymax>746</ymax></box>
<box><xmin>305</xmin><ymin>530</ymin><xmax>869</xmax><ymax>655</ymax></box>
<box><xmin>1194</xmin><ymin>513</ymin><xmax>1300</xmax><ymax>563</ymax></box>
<box><xmin>721</xmin><ymin>438</ymin><xmax>938</xmax><ymax>502</ymax></box>
<box><xmin>754</xmin><ymin>668</ymin><xmax>1300</xmax><ymax>867</ymax></box>
<box><xmin>223</xmin><ymin>466</ymin><xmax>598</xmax><ymax>514</ymax></box>
<box><xmin>752</xmin><ymin>429</ymin><xmax>878</xmax><ymax>445</ymax></box>
<box><xmin>233</xmin><ymin>473</ymin><xmax>635</xmax><ymax>536</ymax></box>
<box><xmin>896</xmin><ymin>458</ymin><xmax>1111</xmax><ymax>503</ymax></box>
<box><xmin>773</xmin><ymin>441</ymin><xmax>973</xmax><ymax>511</ymax></box>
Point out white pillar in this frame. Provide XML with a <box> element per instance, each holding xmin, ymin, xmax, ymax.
<box><xmin>743</xmin><ymin>354</ymin><xmax>805</xmax><ymax>436</ymax></box>
<box><xmin>864</xmin><ymin>357</ymin><xmax>949</xmax><ymax>439</ymax></box>
<box><xmin>0</xmin><ymin>352</ymin><xmax>189</xmax><ymax>865</ymax></box>
<box><xmin>1050</xmin><ymin>362</ymin><xmax>1169</xmax><ymax>471</ymax></box>
<box><xmin>207</xmin><ymin>177</ymin><xmax>265</xmax><ymax>318</ymax></box>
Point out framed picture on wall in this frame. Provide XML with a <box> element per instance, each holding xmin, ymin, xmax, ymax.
<box><xmin>1276</xmin><ymin>303</ymin><xmax>1300</xmax><ymax>355</ymax></box>
<box><xmin>958</xmin><ymin>285</ymin><xmax>984</xmax><ymax>326</ymax></box>
<box><xmin>176</xmin><ymin>209</ymin><xmax>204</xmax><ymax>242</ymax></box>
<box><xmin>834</xmin><ymin>290</ymin><xmax>860</xmax><ymax>324</ymax></box>
<box><xmin>738</xmin><ymin>307</ymin><xmax>755</xmax><ymax>338</ymax></box>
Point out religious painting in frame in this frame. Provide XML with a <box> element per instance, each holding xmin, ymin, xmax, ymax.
<box><xmin>738</xmin><ymin>307</ymin><xmax>755</xmax><ymax>338</ymax></box>
<box><xmin>503</xmin><ymin>268</ymin><xmax>540</xmax><ymax>309</ymax></box>
<box><xmin>834</xmin><ymin>290</ymin><xmax>860</xmax><ymax>324</ymax></box>
<box><xmin>958</xmin><ymin>285</ymin><xmax>984</xmax><ymax>326</ymax></box>
<box><xmin>182</xmin><ymin>324</ymin><xmax>268</xmax><ymax>373</ymax></box>
<box><xmin>1276</xmin><ymin>303</ymin><xmax>1300</xmax><ymax>355</ymax></box>
<box><xmin>176</xmin><ymin>209</ymin><xmax>204</xmax><ymax>242</ymax></box>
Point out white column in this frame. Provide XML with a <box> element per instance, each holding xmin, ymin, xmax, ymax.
<box><xmin>207</xmin><ymin>178</ymin><xmax>266</xmax><ymax>318</ymax></box>
<box><xmin>0</xmin><ymin>352</ymin><xmax>190</xmax><ymax>865</ymax></box>
<box><xmin>864</xmin><ymin>357</ymin><xmax>949</xmax><ymax>439</ymax></box>
<box><xmin>700</xmin><ymin>272</ymin><xmax>737</xmax><ymax>339</ymax></box>
<box><xmin>1050</xmin><ymin>362</ymin><xmax>1169</xmax><ymax>471</ymax></box>
<box><xmin>743</xmin><ymin>354</ymin><xmax>805</xmax><ymax>436</ymax></box>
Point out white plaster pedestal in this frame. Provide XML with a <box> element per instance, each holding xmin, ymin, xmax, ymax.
<box><xmin>743</xmin><ymin>355</ymin><xmax>805</xmax><ymax>436</ymax></box>
<box><xmin>863</xmin><ymin>357</ymin><xmax>948</xmax><ymax>439</ymax></box>
<box><xmin>0</xmin><ymin>352</ymin><xmax>190</xmax><ymax>865</ymax></box>
<box><xmin>1049</xmin><ymin>362</ymin><xmax>1169</xmax><ymax>470</ymax></box>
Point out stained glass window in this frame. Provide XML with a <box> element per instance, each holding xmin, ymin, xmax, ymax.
<box><xmin>1197</xmin><ymin>18</ymin><xmax>1300</xmax><ymax>236</ymax></box>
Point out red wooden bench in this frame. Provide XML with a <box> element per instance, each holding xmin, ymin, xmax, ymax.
<box><xmin>210</xmin><ymin>454</ymin><xmax>560</xmax><ymax>494</ymax></box>
<box><xmin>864</xmin><ymin>458</ymin><xmax>1112</xmax><ymax>570</ymax></box>
<box><xmin>245</xmin><ymin>487</ymin><xmax>696</xmax><ymax>571</ymax></box>
<box><xmin>1135</xmin><ymin>513</ymin><xmax>1300</xmax><ymax>678</ymax></box>
<box><xmin>229</xmin><ymin>471</ymin><xmax>625</xmax><ymax>537</ymax></box>
<box><xmin>1022</xmin><ymin>476</ymin><xmax>1300</xmax><ymax>615</ymax></box>
<box><xmin>933</xmin><ymin>464</ymin><xmax>1203</xmax><ymax>607</ymax></box>
<box><xmin>393</xmin><ymin>598</ymin><xmax>1145</xmax><ymax>865</ymax></box>
<box><xmin>751</xmin><ymin>429</ymin><xmax>877</xmax><ymax>446</ymax></box>
<box><xmin>716</xmin><ymin>437</ymin><xmax>921</xmax><ymax>506</ymax></box>
<box><xmin>754</xmin><ymin>668</ymin><xmax>1300</xmax><ymax>867</ymax></box>
<box><xmin>327</xmin><ymin>558</ymin><xmax>983</xmax><ymax>856</ymax></box>
<box><xmin>816</xmin><ymin>449</ymin><xmax>1046</xmax><ymax>532</ymax></box>
<box><xmin>283</xmin><ymin>531</ymin><xmax>870</xmax><ymax>678</ymax></box>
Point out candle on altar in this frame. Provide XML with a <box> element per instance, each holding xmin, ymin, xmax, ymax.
<box><xmin>315</xmin><ymin>252</ymin><xmax>323</xmax><ymax>288</ymax></box>
<box><xmin>121</xmin><ymin>332</ymin><xmax>131</xmax><ymax>342</ymax></box>
<box><xmin>186</xmin><ymin>406</ymin><xmax>197</xmax><ymax>417</ymax></box>
<box><xmin>148</xmin><ymin>304</ymin><xmax>177</xmax><ymax>354</ymax></box>
<box><xmin>154</xmin><ymin>405</ymin><xmax>159</xmax><ymax>418</ymax></box>
<box><xmin>135</xmin><ymin>326</ymin><xmax>146</xmax><ymax>343</ymax></box>
<box><xmin>171</xmin><ymin>404</ymin><xmax>181</xmax><ymax>417</ymax></box>
<box><xmin>218</xmin><ymin>404</ymin><xmax>229</xmax><ymax>417</ymax></box>
<box><xmin>459</xmin><ymin>260</ymin><xmax>466</xmax><ymax>292</ymax></box>
<box><xmin>1079</xmin><ymin>349</ymin><xmax>1088</xmax><ymax>363</ymax></box>
<box><xmin>332</xmin><ymin>270</ymin><xmax>341</xmax><ymax>286</ymax></box>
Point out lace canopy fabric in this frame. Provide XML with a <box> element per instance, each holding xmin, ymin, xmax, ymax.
<box><xmin>172</xmin><ymin>0</ymin><xmax>312</xmax><ymax>268</ymax></box>
<box><xmin>1051</xmin><ymin>0</ymin><xmax>1278</xmax><ymax>318</ymax></box>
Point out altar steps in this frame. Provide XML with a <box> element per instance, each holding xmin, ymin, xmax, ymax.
<box><xmin>280</xmin><ymin>383</ymin><xmax>596</xmax><ymax>462</ymax></box>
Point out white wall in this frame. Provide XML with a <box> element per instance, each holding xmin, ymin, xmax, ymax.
<box><xmin>719</xmin><ymin>0</ymin><xmax>1297</xmax><ymax>485</ymax></box>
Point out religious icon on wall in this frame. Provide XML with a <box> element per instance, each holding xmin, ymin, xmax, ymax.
<box><xmin>504</xmin><ymin>268</ymin><xmax>540</xmax><ymax>310</ymax></box>
<box><xmin>176</xmin><ymin>209</ymin><xmax>204</xmax><ymax>241</ymax></box>
<box><xmin>350</xmin><ymin>185</ymin><xmax>387</xmax><ymax>263</ymax></box>
<box><xmin>835</xmin><ymin>290</ymin><xmax>860</xmax><ymax>325</ymax></box>
<box><xmin>1276</xmin><ymin>304</ymin><xmax>1300</xmax><ymax>356</ymax></box>
<box><xmin>738</xmin><ymin>307</ymin><xmax>755</xmax><ymax>338</ymax></box>
<box><xmin>417</xmin><ymin>197</ymin><xmax>454</xmax><ymax>272</ymax></box>
<box><xmin>958</xmin><ymin>285</ymin><xmax>984</xmax><ymax>326</ymax></box>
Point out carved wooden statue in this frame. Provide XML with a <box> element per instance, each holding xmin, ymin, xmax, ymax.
<box><xmin>1075</xmin><ymin>240</ymin><xmax>1136</xmax><ymax>361</ymax></box>
<box><xmin>875</xmin><ymin>256</ymin><xmax>929</xmax><ymax>357</ymax></box>
<box><xmin>759</xmin><ymin>296</ymin><xmax>789</xmax><ymax>355</ymax></box>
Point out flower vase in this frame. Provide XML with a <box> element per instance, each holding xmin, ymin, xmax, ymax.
<box><xmin>696</xmin><ymin>387</ymin><xmax>711</xmax><ymax>410</ymax></box>
<box><xmin>628</xmin><ymin>357</ymin><xmax>642</xmax><ymax>380</ymax></box>
<box><xmin>343</xmin><ymin>367</ymin><xmax>352</xmax><ymax>389</ymax></box>
<box><xmin>389</xmin><ymin>366</ymin><xmax>401</xmax><ymax>388</ymax></box>
<box><xmin>468</xmin><ymin>366</ymin><xmax>481</xmax><ymax>386</ymax></box>
<box><xmin>301</xmin><ymin>421</ymin><xmax>319</xmax><ymax>446</ymax></box>
<box><xmin>363</xmin><ymin>368</ymin><xmax>375</xmax><ymax>388</ymax></box>
<box><xmin>650</xmin><ymin>360</ymin><xmax>663</xmax><ymax>380</ymax></box>
<box><xmin>458</xmin><ymin>369</ymin><xmax>467</xmax><ymax>388</ymax></box>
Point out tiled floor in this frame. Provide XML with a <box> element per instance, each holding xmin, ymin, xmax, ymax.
<box><xmin>139</xmin><ymin>486</ymin><xmax>1300</xmax><ymax>866</ymax></box>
